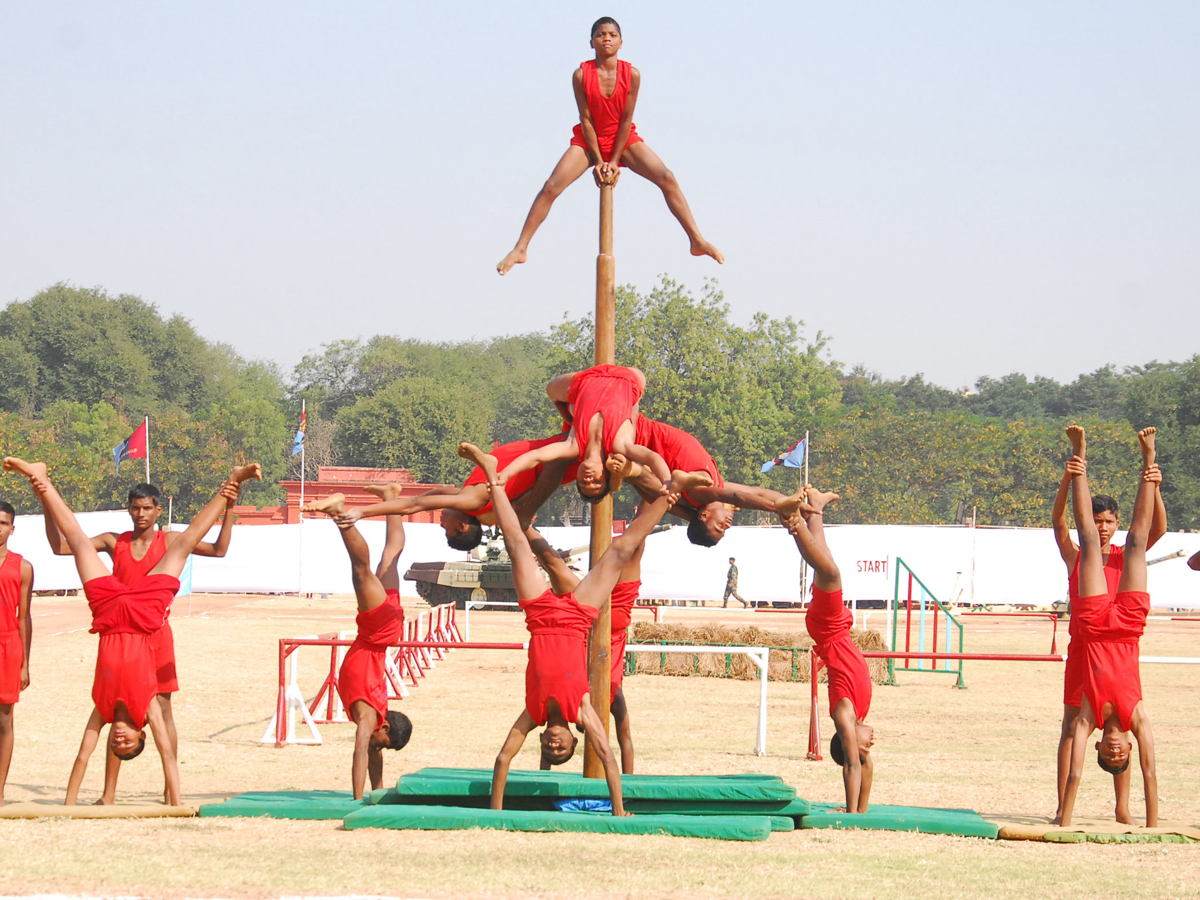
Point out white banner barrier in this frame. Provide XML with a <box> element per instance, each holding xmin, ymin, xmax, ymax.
<box><xmin>10</xmin><ymin>513</ymin><xmax>1200</xmax><ymax>608</ymax></box>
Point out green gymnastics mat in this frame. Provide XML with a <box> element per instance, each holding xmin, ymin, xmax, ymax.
<box><xmin>396</xmin><ymin>768</ymin><xmax>796</xmax><ymax>802</ymax></box>
<box><xmin>381</xmin><ymin>793</ymin><xmax>810</xmax><ymax>818</ymax></box>
<box><xmin>799</xmin><ymin>802</ymin><xmax>1000</xmax><ymax>838</ymax></box>
<box><xmin>199</xmin><ymin>790</ymin><xmax>373</xmax><ymax>820</ymax></box>
<box><xmin>343</xmin><ymin>804</ymin><xmax>774</xmax><ymax>841</ymax></box>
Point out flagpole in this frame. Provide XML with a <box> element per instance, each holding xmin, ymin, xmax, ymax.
<box><xmin>297</xmin><ymin>399</ymin><xmax>305</xmax><ymax>596</ymax></box>
<box><xmin>144</xmin><ymin>416</ymin><xmax>150</xmax><ymax>483</ymax></box>
<box><xmin>799</xmin><ymin>430</ymin><xmax>810</xmax><ymax>606</ymax></box>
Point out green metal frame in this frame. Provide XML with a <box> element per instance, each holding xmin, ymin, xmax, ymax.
<box><xmin>889</xmin><ymin>557</ymin><xmax>967</xmax><ymax>689</ymax></box>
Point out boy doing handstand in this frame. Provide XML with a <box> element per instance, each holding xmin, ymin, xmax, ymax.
<box><xmin>459</xmin><ymin>443</ymin><xmax>707</xmax><ymax>812</ymax></box>
<box><xmin>3</xmin><ymin>456</ymin><xmax>259</xmax><ymax>806</ymax></box>
<box><xmin>0</xmin><ymin>501</ymin><xmax>33</xmax><ymax>807</ymax></box>
<box><xmin>304</xmin><ymin>493</ymin><xmax>412</xmax><ymax>800</ymax></box>
<box><xmin>783</xmin><ymin>487</ymin><xmax>874</xmax><ymax>813</ymax></box>
<box><xmin>524</xmin><ymin>526</ymin><xmax>643</xmax><ymax>774</ymax></box>
<box><xmin>1059</xmin><ymin>426</ymin><xmax>1159</xmax><ymax>827</ymax></box>
<box><xmin>497</xmin><ymin>17</ymin><xmax>722</xmax><ymax>275</ymax></box>
<box><xmin>1050</xmin><ymin>454</ymin><xmax>1165</xmax><ymax>822</ymax></box>
<box><xmin>44</xmin><ymin>481</ymin><xmax>240</xmax><ymax>805</ymax></box>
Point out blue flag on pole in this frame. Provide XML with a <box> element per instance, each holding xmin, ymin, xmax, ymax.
<box><xmin>761</xmin><ymin>437</ymin><xmax>807</xmax><ymax>473</ymax></box>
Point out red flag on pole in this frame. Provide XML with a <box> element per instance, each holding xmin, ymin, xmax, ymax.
<box><xmin>113</xmin><ymin>419</ymin><xmax>148</xmax><ymax>474</ymax></box>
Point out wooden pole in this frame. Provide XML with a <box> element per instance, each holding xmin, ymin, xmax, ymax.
<box><xmin>583</xmin><ymin>182</ymin><xmax>616</xmax><ymax>779</ymax></box>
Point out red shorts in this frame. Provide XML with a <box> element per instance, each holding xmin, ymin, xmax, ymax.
<box><xmin>0</xmin><ymin>631</ymin><xmax>22</xmax><ymax>704</ymax></box>
<box><xmin>149</xmin><ymin>621</ymin><xmax>178</xmax><ymax>694</ymax></box>
<box><xmin>570</xmin><ymin>127</ymin><xmax>644</xmax><ymax>166</ymax></box>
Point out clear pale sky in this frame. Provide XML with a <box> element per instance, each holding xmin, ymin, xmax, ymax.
<box><xmin>2</xmin><ymin>2</ymin><xmax>1197</xmax><ymax>389</ymax></box>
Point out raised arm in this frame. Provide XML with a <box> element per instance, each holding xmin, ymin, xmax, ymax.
<box><xmin>577</xmin><ymin>697</ymin><xmax>627</xmax><ymax>815</ymax></box>
<box><xmin>43</xmin><ymin>513</ymin><xmax>113</xmax><ymax>557</ymax></box>
<box><xmin>491</xmin><ymin>709</ymin><xmax>536</xmax><ymax>810</ymax></box>
<box><xmin>17</xmin><ymin>560</ymin><xmax>32</xmax><ymax>691</ymax></box>
<box><xmin>700</xmin><ymin>482</ymin><xmax>789</xmax><ymax>514</ymax></box>
<box><xmin>1146</xmin><ymin>485</ymin><xmax>1167</xmax><ymax>551</ymax></box>
<box><xmin>337</xmin><ymin>486</ymin><xmax>479</xmax><ymax>526</ymax></box>
<box><xmin>623</xmin><ymin>444</ymin><xmax>671</xmax><ymax>490</ymax></box>
<box><xmin>1050</xmin><ymin>470</ymin><xmax>1079</xmax><ymax>567</ymax></box>
<box><xmin>497</xmin><ymin>441</ymin><xmax>577</xmax><ymax>486</ymax></box>
<box><xmin>186</xmin><ymin>494</ymin><xmax>238</xmax><ymax>558</ymax></box>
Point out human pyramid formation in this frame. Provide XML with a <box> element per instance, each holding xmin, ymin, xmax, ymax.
<box><xmin>0</xmin><ymin>16</ymin><xmax>1180</xmax><ymax>829</ymax></box>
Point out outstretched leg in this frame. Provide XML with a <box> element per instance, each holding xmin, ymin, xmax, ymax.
<box><xmin>527</xmin><ymin>527</ymin><xmax>582</xmax><ymax>596</ymax></box>
<box><xmin>497</xmin><ymin>147</ymin><xmax>591</xmax><ymax>275</ymax></box>
<box><xmin>4</xmin><ymin>459</ymin><xmax>109</xmax><ymax>584</ymax></box>
<box><xmin>782</xmin><ymin>487</ymin><xmax>842</xmax><ymax>592</ymax></box>
<box><xmin>1117</xmin><ymin>428</ymin><xmax>1158</xmax><ymax>594</ymax></box>
<box><xmin>364</xmin><ymin>485</ymin><xmax>407</xmax><ymax>591</ymax></box>
<box><xmin>573</xmin><ymin>472</ymin><xmax>704</xmax><ymax>610</ymax></box>
<box><xmin>459</xmin><ymin>444</ymin><xmax>548</xmax><ymax>600</ymax></box>
<box><xmin>621</xmin><ymin>142</ymin><xmax>724</xmax><ymax>264</ymax></box>
<box><xmin>309</xmin><ymin>494</ymin><xmax>389</xmax><ymax>613</ymax></box>
<box><xmin>1066</xmin><ymin>426</ymin><xmax>1107</xmax><ymax>599</ymax></box>
<box><xmin>153</xmin><ymin>465</ymin><xmax>261</xmax><ymax>578</ymax></box>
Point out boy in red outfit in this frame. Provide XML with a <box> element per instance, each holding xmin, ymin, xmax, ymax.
<box><xmin>44</xmin><ymin>481</ymin><xmax>239</xmax><ymax>803</ymax></box>
<box><xmin>525</xmin><ymin>526</ymin><xmax>642</xmax><ymax>774</ymax></box>
<box><xmin>499</xmin><ymin>367</ymin><xmax>710</xmax><ymax>502</ymax></box>
<box><xmin>1059</xmin><ymin>426</ymin><xmax>1159</xmax><ymax>827</ymax></box>
<box><xmin>1049</xmin><ymin>461</ymin><xmax>1165</xmax><ymax>823</ymax></box>
<box><xmin>497</xmin><ymin>17</ymin><xmax>722</xmax><ymax>275</ymax></box>
<box><xmin>458</xmin><ymin>444</ymin><xmax>705</xmax><ymax>812</ymax></box>
<box><xmin>4</xmin><ymin>456</ymin><xmax>259</xmax><ymax>806</ymax></box>
<box><xmin>303</xmin><ymin>493</ymin><xmax>412</xmax><ymax>800</ymax></box>
<box><xmin>337</xmin><ymin>435</ymin><xmax>574</xmax><ymax>551</ymax></box>
<box><xmin>0</xmin><ymin>501</ymin><xmax>34</xmax><ymax>807</ymax></box>
<box><xmin>608</xmin><ymin>415</ymin><xmax>812</xmax><ymax>545</ymax></box>
<box><xmin>782</xmin><ymin>486</ymin><xmax>874</xmax><ymax>814</ymax></box>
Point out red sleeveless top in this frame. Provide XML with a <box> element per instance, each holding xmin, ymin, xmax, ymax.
<box><xmin>0</xmin><ymin>550</ymin><xmax>25</xmax><ymax>634</ymax></box>
<box><xmin>567</xmin><ymin>365</ymin><xmax>643</xmax><ymax>462</ymax></box>
<box><xmin>112</xmin><ymin>531</ymin><xmax>168</xmax><ymax>587</ymax></box>
<box><xmin>570</xmin><ymin>59</ymin><xmax>643</xmax><ymax>159</ymax></box>
<box><xmin>634</xmin><ymin>418</ymin><xmax>723</xmax><ymax>508</ymax></box>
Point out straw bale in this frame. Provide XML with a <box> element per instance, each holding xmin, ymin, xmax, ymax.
<box><xmin>627</xmin><ymin>622</ymin><xmax>888</xmax><ymax>683</ymax></box>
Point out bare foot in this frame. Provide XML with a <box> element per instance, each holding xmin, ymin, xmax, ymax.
<box><xmin>668</xmin><ymin>469</ymin><xmax>713</xmax><ymax>496</ymax></box>
<box><xmin>497</xmin><ymin>248</ymin><xmax>528</xmax><ymax>275</ymax></box>
<box><xmin>1049</xmin><ymin>814</ymin><xmax>1062</xmax><ymax>826</ymax></box>
<box><xmin>775</xmin><ymin>487</ymin><xmax>816</xmax><ymax>519</ymax></box>
<box><xmin>458</xmin><ymin>443</ymin><xmax>499</xmax><ymax>484</ymax></box>
<box><xmin>690</xmin><ymin>238</ymin><xmax>725</xmax><ymax>264</ymax></box>
<box><xmin>1066</xmin><ymin>424</ymin><xmax>1086</xmax><ymax>460</ymax></box>
<box><xmin>303</xmin><ymin>493</ymin><xmax>346</xmax><ymax>516</ymax></box>
<box><xmin>1115</xmin><ymin>807</ymin><xmax>1134</xmax><ymax>826</ymax></box>
<box><xmin>2</xmin><ymin>457</ymin><xmax>47</xmax><ymax>482</ymax></box>
<box><xmin>230</xmin><ymin>463</ymin><xmax>263</xmax><ymax>484</ymax></box>
<box><xmin>364</xmin><ymin>483</ymin><xmax>403</xmax><ymax>502</ymax></box>
<box><xmin>1138</xmin><ymin>427</ymin><xmax>1156</xmax><ymax>469</ymax></box>
<box><xmin>805</xmin><ymin>486</ymin><xmax>840</xmax><ymax>514</ymax></box>
<box><xmin>93</xmin><ymin>796</ymin><xmax>112</xmax><ymax>806</ymax></box>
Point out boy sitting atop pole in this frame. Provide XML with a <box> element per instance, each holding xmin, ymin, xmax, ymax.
<box><xmin>3</xmin><ymin>456</ymin><xmax>259</xmax><ymax>806</ymax></box>
<box><xmin>303</xmin><ymin>493</ymin><xmax>412</xmax><ymax>800</ymax></box>
<box><xmin>456</xmin><ymin>443</ymin><xmax>706</xmax><ymax>812</ymax></box>
<box><xmin>1059</xmin><ymin>426</ymin><xmax>1159</xmax><ymax>828</ymax></box>
<box><xmin>779</xmin><ymin>486</ymin><xmax>875</xmax><ymax>813</ymax></box>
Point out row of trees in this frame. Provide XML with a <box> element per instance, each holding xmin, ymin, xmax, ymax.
<box><xmin>0</xmin><ymin>282</ymin><xmax>1196</xmax><ymax>529</ymax></box>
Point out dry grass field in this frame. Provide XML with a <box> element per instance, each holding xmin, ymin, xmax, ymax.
<box><xmin>1</xmin><ymin>592</ymin><xmax>1198</xmax><ymax>899</ymax></box>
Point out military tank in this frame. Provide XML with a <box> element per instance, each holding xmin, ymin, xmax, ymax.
<box><xmin>404</xmin><ymin>525</ymin><xmax>669</xmax><ymax>609</ymax></box>
<box><xmin>404</xmin><ymin>530</ymin><xmax>526</xmax><ymax>609</ymax></box>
